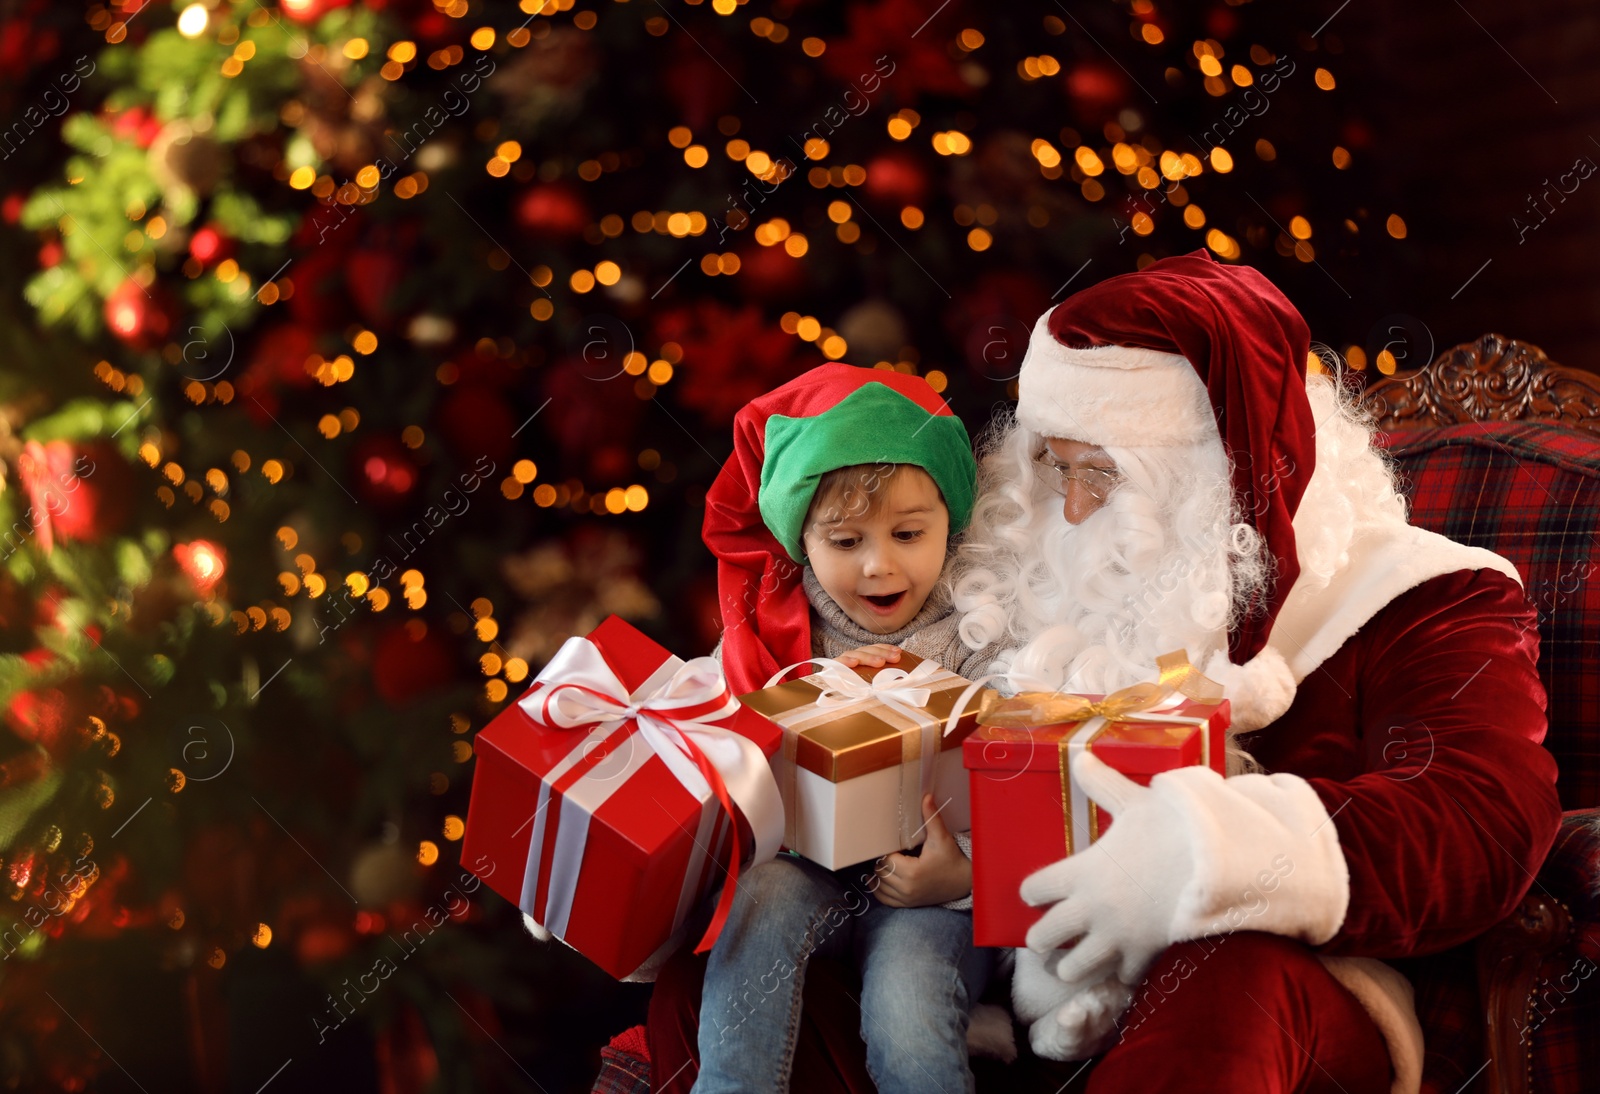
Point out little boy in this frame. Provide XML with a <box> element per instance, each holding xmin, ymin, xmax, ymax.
<box><xmin>688</xmin><ymin>364</ymin><xmax>994</xmax><ymax>1094</ymax></box>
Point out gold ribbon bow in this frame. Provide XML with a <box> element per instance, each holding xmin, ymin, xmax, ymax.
<box><xmin>975</xmin><ymin>650</ymin><xmax>1223</xmax><ymax>728</ymax></box>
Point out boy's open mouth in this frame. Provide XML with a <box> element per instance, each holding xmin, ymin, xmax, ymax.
<box><xmin>859</xmin><ymin>591</ymin><xmax>906</xmax><ymax>614</ymax></box>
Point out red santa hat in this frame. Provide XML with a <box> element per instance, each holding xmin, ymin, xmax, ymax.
<box><xmin>1018</xmin><ymin>249</ymin><xmax>1317</xmax><ymax>679</ymax></box>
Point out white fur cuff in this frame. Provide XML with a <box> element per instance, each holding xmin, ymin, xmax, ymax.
<box><xmin>1153</xmin><ymin>767</ymin><xmax>1350</xmax><ymax>946</ymax></box>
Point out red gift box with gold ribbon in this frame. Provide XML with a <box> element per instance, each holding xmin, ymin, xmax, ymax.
<box><xmin>959</xmin><ymin>654</ymin><xmax>1230</xmax><ymax>948</ymax></box>
<box><xmin>462</xmin><ymin>616</ymin><xmax>784</xmax><ymax>979</ymax></box>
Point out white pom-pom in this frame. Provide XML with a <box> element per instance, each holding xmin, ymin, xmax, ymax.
<box><xmin>1203</xmin><ymin>646</ymin><xmax>1297</xmax><ymax>732</ymax></box>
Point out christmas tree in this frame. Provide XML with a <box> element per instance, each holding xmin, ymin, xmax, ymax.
<box><xmin>0</xmin><ymin>0</ymin><xmax>1398</xmax><ymax>1088</ymax></box>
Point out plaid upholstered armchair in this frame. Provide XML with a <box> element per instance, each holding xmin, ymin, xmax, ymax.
<box><xmin>1361</xmin><ymin>334</ymin><xmax>1600</xmax><ymax>1094</ymax></box>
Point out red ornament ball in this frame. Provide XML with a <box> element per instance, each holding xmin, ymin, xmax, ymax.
<box><xmin>188</xmin><ymin>224</ymin><xmax>231</xmax><ymax>266</ymax></box>
<box><xmin>515</xmin><ymin>183</ymin><xmax>590</xmax><ymax>238</ymax></box>
<box><xmin>240</xmin><ymin>323</ymin><xmax>318</xmax><ymax>394</ymax></box>
<box><xmin>103</xmin><ymin>278</ymin><xmax>173</xmax><ymax>349</ymax></box>
<box><xmin>17</xmin><ymin>439</ymin><xmax>135</xmax><ymax>551</ymax></box>
<box><xmin>734</xmin><ymin>243</ymin><xmax>807</xmax><ymax>301</ymax></box>
<box><xmin>280</xmin><ymin>0</ymin><xmax>353</xmax><ymax>24</ymax></box>
<box><xmin>346</xmin><ymin>248</ymin><xmax>406</xmax><ymax>329</ymax></box>
<box><xmin>5</xmin><ymin>651</ymin><xmax>89</xmax><ymax>757</ymax></box>
<box><xmin>590</xmin><ymin>443</ymin><xmax>633</xmax><ymax>484</ymax></box>
<box><xmin>862</xmin><ymin>151</ymin><xmax>929</xmax><ymax>209</ymax></box>
<box><xmin>1065</xmin><ymin>61</ymin><xmax>1131</xmax><ymax>119</ymax></box>
<box><xmin>413</xmin><ymin>11</ymin><xmax>453</xmax><ymax>42</ymax></box>
<box><xmin>109</xmin><ymin>105</ymin><xmax>163</xmax><ymax>149</ymax></box>
<box><xmin>352</xmin><ymin>436</ymin><xmax>420</xmax><ymax>507</ymax></box>
<box><xmin>1205</xmin><ymin>8</ymin><xmax>1239</xmax><ymax>38</ymax></box>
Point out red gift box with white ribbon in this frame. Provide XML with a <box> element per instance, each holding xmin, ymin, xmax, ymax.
<box><xmin>462</xmin><ymin>616</ymin><xmax>784</xmax><ymax>979</ymax></box>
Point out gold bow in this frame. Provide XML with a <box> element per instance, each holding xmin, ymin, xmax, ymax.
<box><xmin>976</xmin><ymin>650</ymin><xmax>1223</xmax><ymax>728</ymax></box>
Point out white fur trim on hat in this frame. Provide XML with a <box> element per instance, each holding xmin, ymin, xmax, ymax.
<box><xmin>1016</xmin><ymin>311</ymin><xmax>1215</xmax><ymax>447</ymax></box>
<box><xmin>1203</xmin><ymin>646</ymin><xmax>1298</xmax><ymax>733</ymax></box>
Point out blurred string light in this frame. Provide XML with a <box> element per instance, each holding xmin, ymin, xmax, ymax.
<box><xmin>748</xmin><ymin>17</ymin><xmax>791</xmax><ymax>42</ymax></box>
<box><xmin>886</xmin><ymin>109</ymin><xmax>920</xmax><ymax>140</ymax></box>
<box><xmin>777</xmin><ymin>312</ymin><xmax>849</xmax><ymax>360</ymax></box>
<box><xmin>1017</xmin><ymin>55</ymin><xmax>1061</xmax><ymax>81</ymax></box>
<box><xmin>176</xmin><ymin>3</ymin><xmax>208</xmax><ymax>37</ymax></box>
<box><xmin>1205</xmin><ymin>229</ymin><xmax>1242</xmax><ymax>260</ymax></box>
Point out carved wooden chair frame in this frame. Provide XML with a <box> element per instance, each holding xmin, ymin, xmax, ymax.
<box><xmin>1359</xmin><ymin>333</ymin><xmax>1600</xmax><ymax>1094</ymax></box>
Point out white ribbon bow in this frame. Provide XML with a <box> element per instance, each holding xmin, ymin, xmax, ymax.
<box><xmin>526</xmin><ymin>638</ymin><xmax>785</xmax><ymax>867</ymax></box>
<box><xmin>768</xmin><ymin>656</ymin><xmax>945</xmax><ymax>721</ymax></box>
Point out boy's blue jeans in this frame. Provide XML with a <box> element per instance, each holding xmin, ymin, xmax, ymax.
<box><xmin>692</xmin><ymin>853</ymin><xmax>994</xmax><ymax>1094</ymax></box>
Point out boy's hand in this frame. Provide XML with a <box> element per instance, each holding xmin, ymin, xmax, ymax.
<box><xmin>835</xmin><ymin>643</ymin><xmax>903</xmax><ymax>669</ymax></box>
<box><xmin>872</xmin><ymin>794</ymin><xmax>972</xmax><ymax>908</ymax></box>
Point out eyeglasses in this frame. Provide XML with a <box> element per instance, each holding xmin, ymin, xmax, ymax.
<box><xmin>1032</xmin><ymin>453</ymin><xmax>1121</xmax><ymax>501</ymax></box>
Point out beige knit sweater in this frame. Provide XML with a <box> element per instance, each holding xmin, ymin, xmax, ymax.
<box><xmin>799</xmin><ymin>569</ymin><xmax>1000</xmax><ymax>680</ymax></box>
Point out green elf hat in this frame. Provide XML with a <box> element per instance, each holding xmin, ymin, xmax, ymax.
<box><xmin>758</xmin><ymin>370</ymin><xmax>976</xmax><ymax>563</ymax></box>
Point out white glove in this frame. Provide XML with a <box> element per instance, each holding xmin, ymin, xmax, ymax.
<box><xmin>1013</xmin><ymin>947</ymin><xmax>1133</xmax><ymax>1061</ymax></box>
<box><xmin>1021</xmin><ymin>753</ymin><xmax>1194</xmax><ymax>985</ymax></box>
<box><xmin>1021</xmin><ymin>752</ymin><xmax>1350</xmax><ymax>988</ymax></box>
<box><xmin>1047</xmin><ymin>973</ymin><xmax>1133</xmax><ymax>1060</ymax></box>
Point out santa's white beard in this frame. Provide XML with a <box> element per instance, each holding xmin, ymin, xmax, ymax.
<box><xmin>952</xmin><ymin>422</ymin><xmax>1259</xmax><ymax>696</ymax></box>
<box><xmin>1000</xmin><ymin>490</ymin><xmax>1236</xmax><ymax>694</ymax></box>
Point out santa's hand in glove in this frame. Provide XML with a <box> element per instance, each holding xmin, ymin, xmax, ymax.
<box><xmin>1020</xmin><ymin>750</ymin><xmax>1350</xmax><ymax>1003</ymax></box>
<box><xmin>1011</xmin><ymin>947</ymin><xmax>1133</xmax><ymax>1062</ymax></box>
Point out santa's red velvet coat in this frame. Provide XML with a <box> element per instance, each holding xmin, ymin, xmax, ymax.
<box><xmin>1251</xmin><ymin>567</ymin><xmax>1560</xmax><ymax>957</ymax></box>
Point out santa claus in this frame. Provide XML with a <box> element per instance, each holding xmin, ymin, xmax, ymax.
<box><xmin>949</xmin><ymin>249</ymin><xmax>1562</xmax><ymax>1090</ymax></box>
